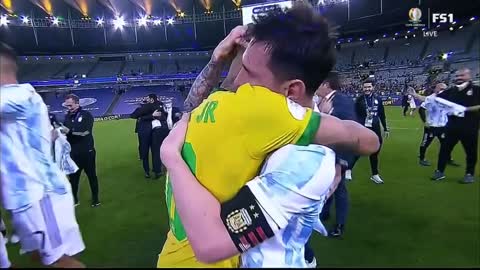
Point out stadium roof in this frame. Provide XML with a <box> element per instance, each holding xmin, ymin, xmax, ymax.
<box><xmin>1</xmin><ymin>0</ymin><xmax>479</xmax><ymax>55</ymax></box>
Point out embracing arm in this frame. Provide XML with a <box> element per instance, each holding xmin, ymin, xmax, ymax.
<box><xmin>161</xmin><ymin>150</ymin><xmax>238</xmax><ymax>263</ymax></box>
<box><xmin>183</xmin><ymin>59</ymin><xmax>225</xmax><ymax>112</ymax></box>
<box><xmin>313</xmin><ymin>113</ymin><xmax>380</xmax><ymax>156</ymax></box>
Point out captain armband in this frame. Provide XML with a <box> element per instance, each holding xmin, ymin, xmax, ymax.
<box><xmin>220</xmin><ymin>186</ymin><xmax>275</xmax><ymax>253</ymax></box>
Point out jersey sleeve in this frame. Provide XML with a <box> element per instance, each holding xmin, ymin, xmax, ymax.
<box><xmin>238</xmin><ymin>84</ymin><xmax>321</xmax><ymax>159</ymax></box>
<box><xmin>0</xmin><ymin>86</ymin><xmax>31</xmax><ymax>119</ymax></box>
<box><xmin>436</xmin><ymin>97</ymin><xmax>466</xmax><ymax>117</ymax></box>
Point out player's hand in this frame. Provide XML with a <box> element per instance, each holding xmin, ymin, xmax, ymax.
<box><xmin>160</xmin><ymin>114</ymin><xmax>190</xmax><ymax>167</ymax></box>
<box><xmin>318</xmin><ymin>98</ymin><xmax>334</xmax><ymax>115</ymax></box>
<box><xmin>384</xmin><ymin>129</ymin><xmax>390</xmax><ymax>139</ymax></box>
<box><xmin>212</xmin><ymin>26</ymin><xmax>249</xmax><ymax>62</ymax></box>
<box><xmin>60</xmin><ymin>126</ymin><xmax>70</xmax><ymax>134</ymax></box>
<box><xmin>153</xmin><ymin>110</ymin><xmax>162</xmax><ymax>117</ymax></box>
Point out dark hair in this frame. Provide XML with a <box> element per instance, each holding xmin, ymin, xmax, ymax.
<box><xmin>250</xmin><ymin>1</ymin><xmax>336</xmax><ymax>96</ymax></box>
<box><xmin>0</xmin><ymin>42</ymin><xmax>17</xmax><ymax>63</ymax></box>
<box><xmin>324</xmin><ymin>71</ymin><xmax>341</xmax><ymax>90</ymax></box>
<box><xmin>65</xmin><ymin>94</ymin><xmax>80</xmax><ymax>104</ymax></box>
<box><xmin>148</xmin><ymin>94</ymin><xmax>158</xmax><ymax>102</ymax></box>
<box><xmin>363</xmin><ymin>78</ymin><xmax>375</xmax><ymax>86</ymax></box>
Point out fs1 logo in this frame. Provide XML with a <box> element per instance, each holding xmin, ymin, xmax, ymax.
<box><xmin>432</xmin><ymin>13</ymin><xmax>454</xmax><ymax>23</ymax></box>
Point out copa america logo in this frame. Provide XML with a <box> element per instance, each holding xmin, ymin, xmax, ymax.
<box><xmin>406</xmin><ymin>7</ymin><xmax>425</xmax><ymax>27</ymax></box>
<box><xmin>408</xmin><ymin>8</ymin><xmax>422</xmax><ymax>23</ymax></box>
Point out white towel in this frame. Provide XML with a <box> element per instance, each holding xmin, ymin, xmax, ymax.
<box><xmin>53</xmin><ymin>128</ymin><xmax>79</xmax><ymax>175</ymax></box>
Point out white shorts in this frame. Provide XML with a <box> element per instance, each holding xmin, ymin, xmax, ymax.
<box><xmin>0</xmin><ymin>232</ymin><xmax>11</xmax><ymax>268</ymax></box>
<box><xmin>409</xmin><ymin>102</ymin><xmax>417</xmax><ymax>109</ymax></box>
<box><xmin>11</xmin><ymin>192</ymin><xmax>85</xmax><ymax>266</ymax></box>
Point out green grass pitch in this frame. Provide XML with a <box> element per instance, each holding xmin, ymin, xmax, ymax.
<box><xmin>5</xmin><ymin>107</ymin><xmax>480</xmax><ymax>267</ymax></box>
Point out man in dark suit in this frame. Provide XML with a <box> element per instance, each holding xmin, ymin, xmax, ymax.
<box><xmin>355</xmin><ymin>78</ymin><xmax>390</xmax><ymax>184</ymax></box>
<box><xmin>134</xmin><ymin>99</ymin><xmax>149</xmax><ymax>160</ymax></box>
<box><xmin>130</xmin><ymin>94</ymin><xmax>166</xmax><ymax>178</ymax></box>
<box><xmin>315</xmin><ymin>71</ymin><xmax>359</xmax><ymax>237</ymax></box>
<box><xmin>304</xmin><ymin>72</ymin><xmax>359</xmax><ymax>266</ymax></box>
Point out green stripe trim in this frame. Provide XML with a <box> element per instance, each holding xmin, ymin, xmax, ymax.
<box><xmin>296</xmin><ymin>112</ymin><xmax>321</xmax><ymax>146</ymax></box>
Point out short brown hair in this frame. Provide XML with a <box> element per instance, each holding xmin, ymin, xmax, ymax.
<box><xmin>250</xmin><ymin>1</ymin><xmax>336</xmax><ymax>96</ymax></box>
<box><xmin>65</xmin><ymin>94</ymin><xmax>80</xmax><ymax>104</ymax></box>
<box><xmin>0</xmin><ymin>42</ymin><xmax>17</xmax><ymax>63</ymax></box>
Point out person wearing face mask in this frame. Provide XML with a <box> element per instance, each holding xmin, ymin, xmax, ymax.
<box><xmin>430</xmin><ymin>68</ymin><xmax>480</xmax><ymax>183</ymax></box>
<box><xmin>354</xmin><ymin>77</ymin><xmax>390</xmax><ymax>184</ymax></box>
<box><xmin>62</xmin><ymin>94</ymin><xmax>100</xmax><ymax>207</ymax></box>
<box><xmin>313</xmin><ymin>71</ymin><xmax>358</xmax><ymax>235</ymax></box>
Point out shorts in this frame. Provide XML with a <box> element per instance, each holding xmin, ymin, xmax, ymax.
<box><xmin>409</xmin><ymin>102</ymin><xmax>417</xmax><ymax>109</ymax></box>
<box><xmin>11</xmin><ymin>192</ymin><xmax>85</xmax><ymax>266</ymax></box>
<box><xmin>157</xmin><ymin>230</ymin><xmax>239</xmax><ymax>268</ymax></box>
<box><xmin>0</xmin><ymin>232</ymin><xmax>11</xmax><ymax>268</ymax></box>
<box><xmin>425</xmin><ymin>126</ymin><xmax>447</xmax><ymax>139</ymax></box>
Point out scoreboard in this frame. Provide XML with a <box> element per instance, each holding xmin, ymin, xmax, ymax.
<box><xmin>242</xmin><ymin>1</ymin><xmax>293</xmax><ymax>25</ymax></box>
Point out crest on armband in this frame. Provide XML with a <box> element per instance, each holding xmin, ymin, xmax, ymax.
<box><xmin>226</xmin><ymin>208</ymin><xmax>252</xmax><ymax>233</ymax></box>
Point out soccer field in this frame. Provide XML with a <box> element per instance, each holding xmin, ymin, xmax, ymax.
<box><xmin>6</xmin><ymin>107</ymin><xmax>480</xmax><ymax>268</ymax></box>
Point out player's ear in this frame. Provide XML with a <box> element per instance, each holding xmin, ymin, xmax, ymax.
<box><xmin>284</xmin><ymin>79</ymin><xmax>307</xmax><ymax>104</ymax></box>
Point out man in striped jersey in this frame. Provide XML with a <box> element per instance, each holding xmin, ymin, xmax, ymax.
<box><xmin>417</xmin><ymin>83</ymin><xmax>457</xmax><ymax>166</ymax></box>
<box><xmin>408</xmin><ymin>86</ymin><xmax>468</xmax><ymax>170</ymax></box>
<box><xmin>0</xmin><ymin>42</ymin><xmax>85</xmax><ymax>268</ymax></box>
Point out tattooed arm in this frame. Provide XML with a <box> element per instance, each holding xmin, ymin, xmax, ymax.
<box><xmin>183</xmin><ymin>59</ymin><xmax>224</xmax><ymax>112</ymax></box>
<box><xmin>183</xmin><ymin>25</ymin><xmax>248</xmax><ymax>112</ymax></box>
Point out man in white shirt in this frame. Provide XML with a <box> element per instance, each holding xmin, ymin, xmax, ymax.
<box><xmin>0</xmin><ymin>42</ymin><xmax>85</xmax><ymax>268</ymax></box>
<box><xmin>417</xmin><ymin>83</ymin><xmax>460</xmax><ymax>166</ymax></box>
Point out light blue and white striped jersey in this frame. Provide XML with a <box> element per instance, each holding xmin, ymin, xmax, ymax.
<box><xmin>242</xmin><ymin>144</ymin><xmax>336</xmax><ymax>268</ymax></box>
<box><xmin>0</xmin><ymin>84</ymin><xmax>70</xmax><ymax>210</ymax></box>
<box><xmin>53</xmin><ymin>128</ymin><xmax>79</xmax><ymax>175</ymax></box>
<box><xmin>421</xmin><ymin>95</ymin><xmax>466</xmax><ymax>127</ymax></box>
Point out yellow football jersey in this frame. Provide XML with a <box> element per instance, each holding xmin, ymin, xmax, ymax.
<box><xmin>157</xmin><ymin>83</ymin><xmax>321</xmax><ymax>268</ymax></box>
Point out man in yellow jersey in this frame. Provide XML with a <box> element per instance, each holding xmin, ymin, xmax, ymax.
<box><xmin>157</xmin><ymin>3</ymin><xmax>380</xmax><ymax>268</ymax></box>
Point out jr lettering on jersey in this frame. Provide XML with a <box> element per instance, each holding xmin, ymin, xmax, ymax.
<box><xmin>196</xmin><ymin>101</ymin><xmax>218</xmax><ymax>123</ymax></box>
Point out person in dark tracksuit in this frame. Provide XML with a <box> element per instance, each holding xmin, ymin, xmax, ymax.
<box><xmin>146</xmin><ymin>103</ymin><xmax>169</xmax><ymax>179</ymax></box>
<box><xmin>402</xmin><ymin>92</ymin><xmax>410</xmax><ymax>117</ymax></box>
<box><xmin>130</xmin><ymin>94</ymin><xmax>165</xmax><ymax>179</ymax></box>
<box><xmin>355</xmin><ymin>78</ymin><xmax>390</xmax><ymax>184</ymax></box>
<box><xmin>304</xmin><ymin>72</ymin><xmax>359</xmax><ymax>266</ymax></box>
<box><xmin>134</xmin><ymin>99</ymin><xmax>149</xmax><ymax>160</ymax></box>
<box><xmin>432</xmin><ymin>68</ymin><xmax>480</xmax><ymax>184</ymax></box>
<box><xmin>62</xmin><ymin>94</ymin><xmax>100</xmax><ymax>207</ymax></box>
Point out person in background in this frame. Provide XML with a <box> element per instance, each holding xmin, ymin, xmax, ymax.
<box><xmin>135</xmin><ymin>99</ymin><xmax>149</xmax><ymax>160</ymax></box>
<box><xmin>130</xmin><ymin>94</ymin><xmax>164</xmax><ymax>178</ymax></box>
<box><xmin>142</xmin><ymin>101</ymin><xmax>169</xmax><ymax>179</ymax></box>
<box><xmin>0</xmin><ymin>42</ymin><xmax>86</xmax><ymax>268</ymax></box>
<box><xmin>417</xmin><ymin>83</ymin><xmax>459</xmax><ymax>167</ymax></box>
<box><xmin>425</xmin><ymin>68</ymin><xmax>480</xmax><ymax>183</ymax></box>
<box><xmin>62</xmin><ymin>94</ymin><xmax>100</xmax><ymax>207</ymax></box>
<box><xmin>407</xmin><ymin>92</ymin><xmax>417</xmax><ymax>116</ymax></box>
<box><xmin>355</xmin><ymin>78</ymin><xmax>390</xmax><ymax>184</ymax></box>
<box><xmin>401</xmin><ymin>91</ymin><xmax>410</xmax><ymax>117</ymax></box>
<box><xmin>302</xmin><ymin>71</ymin><xmax>359</xmax><ymax>266</ymax></box>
